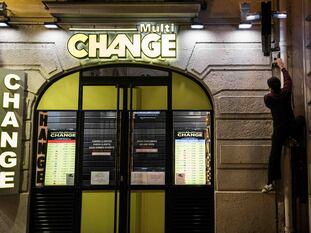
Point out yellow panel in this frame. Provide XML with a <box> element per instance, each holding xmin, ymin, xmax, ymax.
<box><xmin>83</xmin><ymin>86</ymin><xmax>122</xmax><ymax>110</ymax></box>
<box><xmin>81</xmin><ymin>191</ymin><xmax>116</xmax><ymax>233</ymax></box>
<box><xmin>172</xmin><ymin>72</ymin><xmax>212</xmax><ymax>110</ymax></box>
<box><xmin>132</xmin><ymin>86</ymin><xmax>167</xmax><ymax>110</ymax></box>
<box><xmin>37</xmin><ymin>72</ymin><xmax>79</xmax><ymax>110</ymax></box>
<box><xmin>130</xmin><ymin>191</ymin><xmax>165</xmax><ymax>233</ymax></box>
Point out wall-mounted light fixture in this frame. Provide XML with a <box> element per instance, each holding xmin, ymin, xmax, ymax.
<box><xmin>191</xmin><ymin>17</ymin><xmax>204</xmax><ymax>30</ymax></box>
<box><xmin>246</xmin><ymin>12</ymin><xmax>261</xmax><ymax>21</ymax></box>
<box><xmin>238</xmin><ymin>22</ymin><xmax>252</xmax><ymax>29</ymax></box>
<box><xmin>243</xmin><ymin>1</ymin><xmax>287</xmax><ymax>56</ymax></box>
<box><xmin>0</xmin><ymin>21</ymin><xmax>9</xmax><ymax>27</ymax></box>
<box><xmin>272</xmin><ymin>11</ymin><xmax>287</xmax><ymax>19</ymax></box>
<box><xmin>239</xmin><ymin>2</ymin><xmax>252</xmax><ymax>30</ymax></box>
<box><xmin>44</xmin><ymin>22</ymin><xmax>60</xmax><ymax>29</ymax></box>
<box><xmin>246</xmin><ymin>11</ymin><xmax>287</xmax><ymax>21</ymax></box>
<box><xmin>0</xmin><ymin>2</ymin><xmax>7</xmax><ymax>16</ymax></box>
<box><xmin>0</xmin><ymin>2</ymin><xmax>10</xmax><ymax>28</ymax></box>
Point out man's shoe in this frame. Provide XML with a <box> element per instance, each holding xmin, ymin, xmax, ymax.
<box><xmin>261</xmin><ymin>184</ymin><xmax>274</xmax><ymax>193</ymax></box>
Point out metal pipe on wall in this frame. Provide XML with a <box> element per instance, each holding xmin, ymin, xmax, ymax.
<box><xmin>278</xmin><ymin>0</ymin><xmax>294</xmax><ymax>231</ymax></box>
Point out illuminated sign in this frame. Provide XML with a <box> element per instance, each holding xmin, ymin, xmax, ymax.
<box><xmin>67</xmin><ymin>23</ymin><xmax>177</xmax><ymax>59</ymax></box>
<box><xmin>35</xmin><ymin>111</ymin><xmax>48</xmax><ymax>187</ymax></box>
<box><xmin>0</xmin><ymin>69</ymin><xmax>25</xmax><ymax>194</ymax></box>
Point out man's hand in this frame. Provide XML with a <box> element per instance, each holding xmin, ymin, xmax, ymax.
<box><xmin>276</xmin><ymin>58</ymin><xmax>286</xmax><ymax>69</ymax></box>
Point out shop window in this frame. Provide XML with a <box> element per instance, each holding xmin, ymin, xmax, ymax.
<box><xmin>131</xmin><ymin>111</ymin><xmax>166</xmax><ymax>185</ymax></box>
<box><xmin>37</xmin><ymin>72</ymin><xmax>79</xmax><ymax>110</ymax></box>
<box><xmin>172</xmin><ymin>72</ymin><xmax>212</xmax><ymax>110</ymax></box>
<box><xmin>82</xmin><ymin>111</ymin><xmax>117</xmax><ymax>186</ymax></box>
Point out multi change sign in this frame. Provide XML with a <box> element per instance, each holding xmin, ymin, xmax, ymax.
<box><xmin>0</xmin><ymin>69</ymin><xmax>25</xmax><ymax>194</ymax></box>
<box><xmin>67</xmin><ymin>23</ymin><xmax>177</xmax><ymax>59</ymax></box>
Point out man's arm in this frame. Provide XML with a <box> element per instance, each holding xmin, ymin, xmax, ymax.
<box><xmin>276</xmin><ymin>58</ymin><xmax>292</xmax><ymax>93</ymax></box>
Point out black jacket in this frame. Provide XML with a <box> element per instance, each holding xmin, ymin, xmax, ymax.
<box><xmin>264</xmin><ymin>68</ymin><xmax>295</xmax><ymax>128</ymax></box>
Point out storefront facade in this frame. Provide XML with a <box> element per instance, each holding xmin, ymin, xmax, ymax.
<box><xmin>0</xmin><ymin>0</ymin><xmax>310</xmax><ymax>233</ymax></box>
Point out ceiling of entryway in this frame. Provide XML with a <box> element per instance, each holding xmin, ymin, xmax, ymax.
<box><xmin>4</xmin><ymin>0</ymin><xmax>262</xmax><ymax>25</ymax></box>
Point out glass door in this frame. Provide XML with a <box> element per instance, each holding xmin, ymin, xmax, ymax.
<box><xmin>80</xmin><ymin>80</ymin><xmax>168</xmax><ymax>233</ymax></box>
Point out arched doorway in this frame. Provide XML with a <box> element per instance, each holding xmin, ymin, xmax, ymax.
<box><xmin>29</xmin><ymin>64</ymin><xmax>214</xmax><ymax>233</ymax></box>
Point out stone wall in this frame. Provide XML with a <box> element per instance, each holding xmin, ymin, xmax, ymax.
<box><xmin>0</xmin><ymin>25</ymin><xmax>276</xmax><ymax>233</ymax></box>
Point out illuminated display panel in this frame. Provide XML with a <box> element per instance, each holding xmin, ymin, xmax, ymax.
<box><xmin>36</xmin><ymin>111</ymin><xmax>77</xmax><ymax>186</ymax></box>
<box><xmin>175</xmin><ymin>130</ymin><xmax>206</xmax><ymax>185</ymax></box>
<box><xmin>174</xmin><ymin>111</ymin><xmax>211</xmax><ymax>185</ymax></box>
<box><xmin>44</xmin><ymin>130</ymin><xmax>76</xmax><ymax>186</ymax></box>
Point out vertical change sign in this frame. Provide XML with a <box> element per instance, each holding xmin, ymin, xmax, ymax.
<box><xmin>0</xmin><ymin>69</ymin><xmax>25</xmax><ymax>194</ymax></box>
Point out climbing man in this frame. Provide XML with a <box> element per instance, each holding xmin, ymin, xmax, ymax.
<box><xmin>262</xmin><ymin>58</ymin><xmax>296</xmax><ymax>193</ymax></box>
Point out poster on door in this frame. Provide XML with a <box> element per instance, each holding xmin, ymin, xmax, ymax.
<box><xmin>44</xmin><ymin>130</ymin><xmax>76</xmax><ymax>186</ymax></box>
<box><xmin>175</xmin><ymin>130</ymin><xmax>206</xmax><ymax>185</ymax></box>
<box><xmin>89</xmin><ymin>139</ymin><xmax>114</xmax><ymax>156</ymax></box>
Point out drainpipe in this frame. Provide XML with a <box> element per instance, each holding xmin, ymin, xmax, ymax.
<box><xmin>278</xmin><ymin>0</ymin><xmax>294</xmax><ymax>231</ymax></box>
<box><xmin>283</xmin><ymin>144</ymin><xmax>294</xmax><ymax>233</ymax></box>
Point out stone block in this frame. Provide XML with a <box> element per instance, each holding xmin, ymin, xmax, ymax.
<box><xmin>214</xmin><ymin>91</ymin><xmax>270</xmax><ymax>115</ymax></box>
<box><xmin>217</xmin><ymin>140</ymin><xmax>271</xmax><ymax>169</ymax></box>
<box><xmin>204</xmin><ymin>70</ymin><xmax>271</xmax><ymax>95</ymax></box>
<box><xmin>188</xmin><ymin>43</ymin><xmax>270</xmax><ymax>75</ymax></box>
<box><xmin>0</xmin><ymin>43</ymin><xmax>62</xmax><ymax>76</ymax></box>
<box><xmin>170</xmin><ymin>48</ymin><xmax>192</xmax><ymax>71</ymax></box>
<box><xmin>21</xmin><ymin>170</ymin><xmax>29</xmax><ymax>193</ymax></box>
<box><xmin>25</xmin><ymin>70</ymin><xmax>47</xmax><ymax>95</ymax></box>
<box><xmin>24</xmin><ymin>92</ymin><xmax>37</xmax><ymax>120</ymax></box>
<box><xmin>22</xmin><ymin>141</ymin><xmax>31</xmax><ymax>170</ymax></box>
<box><xmin>216</xmin><ymin>169</ymin><xmax>267</xmax><ymax>191</ymax></box>
<box><xmin>0</xmin><ymin>193</ymin><xmax>29</xmax><ymax>233</ymax></box>
<box><xmin>23</xmin><ymin>121</ymin><xmax>32</xmax><ymax>141</ymax></box>
<box><xmin>216</xmin><ymin>119</ymin><xmax>272</xmax><ymax>140</ymax></box>
<box><xmin>215</xmin><ymin>191</ymin><xmax>276</xmax><ymax>233</ymax></box>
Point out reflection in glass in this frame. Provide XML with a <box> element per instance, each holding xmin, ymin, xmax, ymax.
<box><xmin>131</xmin><ymin>111</ymin><xmax>166</xmax><ymax>185</ymax></box>
<box><xmin>83</xmin><ymin>111</ymin><xmax>117</xmax><ymax>186</ymax></box>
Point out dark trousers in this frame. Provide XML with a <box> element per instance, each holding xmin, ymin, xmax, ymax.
<box><xmin>267</xmin><ymin>124</ymin><xmax>296</xmax><ymax>184</ymax></box>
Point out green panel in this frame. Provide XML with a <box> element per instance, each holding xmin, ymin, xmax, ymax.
<box><xmin>130</xmin><ymin>191</ymin><xmax>165</xmax><ymax>233</ymax></box>
<box><xmin>81</xmin><ymin>191</ymin><xmax>116</xmax><ymax>233</ymax></box>
<box><xmin>37</xmin><ymin>72</ymin><xmax>79</xmax><ymax>110</ymax></box>
<box><xmin>83</xmin><ymin>86</ymin><xmax>122</xmax><ymax>110</ymax></box>
<box><xmin>132</xmin><ymin>86</ymin><xmax>167</xmax><ymax>110</ymax></box>
<box><xmin>172</xmin><ymin>72</ymin><xmax>212</xmax><ymax>110</ymax></box>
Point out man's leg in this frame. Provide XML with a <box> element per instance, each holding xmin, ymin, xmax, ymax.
<box><xmin>267</xmin><ymin>129</ymin><xmax>284</xmax><ymax>184</ymax></box>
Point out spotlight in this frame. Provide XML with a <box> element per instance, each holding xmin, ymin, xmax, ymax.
<box><xmin>238</xmin><ymin>22</ymin><xmax>252</xmax><ymax>29</ymax></box>
<box><xmin>44</xmin><ymin>22</ymin><xmax>60</xmax><ymax>29</ymax></box>
<box><xmin>246</xmin><ymin>13</ymin><xmax>261</xmax><ymax>21</ymax></box>
<box><xmin>191</xmin><ymin>18</ymin><xmax>204</xmax><ymax>30</ymax></box>
<box><xmin>0</xmin><ymin>21</ymin><xmax>9</xmax><ymax>27</ymax></box>
<box><xmin>272</xmin><ymin>11</ymin><xmax>287</xmax><ymax>19</ymax></box>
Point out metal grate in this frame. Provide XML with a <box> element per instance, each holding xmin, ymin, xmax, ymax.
<box><xmin>30</xmin><ymin>189</ymin><xmax>76</xmax><ymax>233</ymax></box>
<box><xmin>166</xmin><ymin>187</ymin><xmax>214</xmax><ymax>233</ymax></box>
